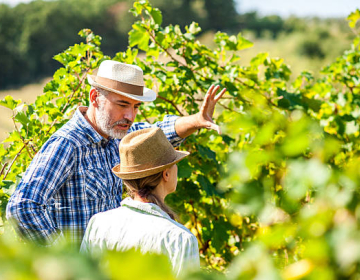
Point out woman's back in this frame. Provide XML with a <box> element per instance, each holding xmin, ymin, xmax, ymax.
<box><xmin>81</xmin><ymin>198</ymin><xmax>199</xmax><ymax>275</ymax></box>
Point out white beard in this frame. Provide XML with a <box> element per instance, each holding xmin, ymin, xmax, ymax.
<box><xmin>95</xmin><ymin>103</ymin><xmax>132</xmax><ymax>139</ymax></box>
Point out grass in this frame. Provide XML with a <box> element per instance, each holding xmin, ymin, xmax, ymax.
<box><xmin>0</xmin><ymin>78</ymin><xmax>50</xmax><ymax>142</ymax></box>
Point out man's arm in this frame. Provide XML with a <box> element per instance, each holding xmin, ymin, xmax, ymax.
<box><xmin>174</xmin><ymin>85</ymin><xmax>226</xmax><ymax>138</ymax></box>
<box><xmin>6</xmin><ymin>137</ymin><xmax>74</xmax><ymax>245</ymax></box>
<box><xmin>130</xmin><ymin>85</ymin><xmax>226</xmax><ymax>146</ymax></box>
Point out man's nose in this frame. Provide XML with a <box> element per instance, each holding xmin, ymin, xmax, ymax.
<box><xmin>123</xmin><ymin>107</ymin><xmax>136</xmax><ymax>122</ymax></box>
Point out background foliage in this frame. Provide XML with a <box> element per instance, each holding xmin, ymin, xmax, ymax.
<box><xmin>1</xmin><ymin>1</ymin><xmax>360</xmax><ymax>279</ymax></box>
<box><xmin>0</xmin><ymin>0</ymin><xmax>354</xmax><ymax>90</ymax></box>
<box><xmin>0</xmin><ymin>0</ymin><xmax>238</xmax><ymax>90</ymax></box>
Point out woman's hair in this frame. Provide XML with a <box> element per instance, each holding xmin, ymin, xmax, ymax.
<box><xmin>123</xmin><ymin>171</ymin><xmax>178</xmax><ymax>220</ymax></box>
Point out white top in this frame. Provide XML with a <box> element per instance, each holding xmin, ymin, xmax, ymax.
<box><xmin>80</xmin><ymin>197</ymin><xmax>200</xmax><ymax>276</ymax></box>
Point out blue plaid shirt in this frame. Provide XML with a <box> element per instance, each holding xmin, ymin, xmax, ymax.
<box><xmin>6</xmin><ymin>107</ymin><xmax>183</xmax><ymax>246</ymax></box>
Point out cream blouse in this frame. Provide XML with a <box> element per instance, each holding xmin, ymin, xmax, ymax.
<box><xmin>80</xmin><ymin>197</ymin><xmax>200</xmax><ymax>276</ymax></box>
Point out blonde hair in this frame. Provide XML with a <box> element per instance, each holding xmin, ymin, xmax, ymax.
<box><xmin>123</xmin><ymin>172</ymin><xmax>178</xmax><ymax>220</ymax></box>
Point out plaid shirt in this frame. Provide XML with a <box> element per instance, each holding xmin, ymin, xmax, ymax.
<box><xmin>6</xmin><ymin>107</ymin><xmax>183</xmax><ymax>246</ymax></box>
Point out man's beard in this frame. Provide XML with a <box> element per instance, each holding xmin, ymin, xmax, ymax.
<box><xmin>95</xmin><ymin>104</ymin><xmax>133</xmax><ymax>139</ymax></box>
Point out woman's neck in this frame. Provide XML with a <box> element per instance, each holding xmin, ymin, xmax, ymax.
<box><xmin>132</xmin><ymin>193</ymin><xmax>148</xmax><ymax>203</ymax></box>
<box><xmin>132</xmin><ymin>183</ymin><xmax>167</xmax><ymax>203</ymax></box>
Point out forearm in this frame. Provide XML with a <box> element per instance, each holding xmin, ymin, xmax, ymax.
<box><xmin>5</xmin><ymin>137</ymin><xmax>74</xmax><ymax>245</ymax></box>
<box><xmin>133</xmin><ymin>115</ymin><xmax>185</xmax><ymax>147</ymax></box>
<box><xmin>174</xmin><ymin>113</ymin><xmax>201</xmax><ymax>139</ymax></box>
<box><xmin>6</xmin><ymin>198</ymin><xmax>62</xmax><ymax>245</ymax></box>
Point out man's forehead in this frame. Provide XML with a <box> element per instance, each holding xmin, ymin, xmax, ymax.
<box><xmin>109</xmin><ymin>92</ymin><xmax>142</xmax><ymax>105</ymax></box>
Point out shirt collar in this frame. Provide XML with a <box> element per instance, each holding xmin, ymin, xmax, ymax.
<box><xmin>120</xmin><ymin>197</ymin><xmax>172</xmax><ymax>221</ymax></box>
<box><xmin>72</xmin><ymin>106</ymin><xmax>104</xmax><ymax>144</ymax></box>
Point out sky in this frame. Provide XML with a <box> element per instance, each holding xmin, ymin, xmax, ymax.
<box><xmin>0</xmin><ymin>0</ymin><xmax>359</xmax><ymax>18</ymax></box>
<box><xmin>237</xmin><ymin>0</ymin><xmax>359</xmax><ymax>18</ymax></box>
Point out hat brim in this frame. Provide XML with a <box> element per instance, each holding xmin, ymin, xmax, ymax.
<box><xmin>87</xmin><ymin>74</ymin><xmax>157</xmax><ymax>102</ymax></box>
<box><xmin>112</xmin><ymin>150</ymin><xmax>190</xmax><ymax>180</ymax></box>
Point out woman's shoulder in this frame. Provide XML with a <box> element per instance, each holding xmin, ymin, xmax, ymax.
<box><xmin>162</xmin><ymin>220</ymin><xmax>196</xmax><ymax>241</ymax></box>
<box><xmin>89</xmin><ymin>206</ymin><xmax>129</xmax><ymax>224</ymax></box>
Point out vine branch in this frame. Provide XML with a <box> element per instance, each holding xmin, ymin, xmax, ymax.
<box><xmin>157</xmin><ymin>96</ymin><xmax>184</xmax><ymax>116</ymax></box>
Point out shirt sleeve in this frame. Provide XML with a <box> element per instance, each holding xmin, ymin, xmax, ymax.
<box><xmin>129</xmin><ymin>115</ymin><xmax>184</xmax><ymax>147</ymax></box>
<box><xmin>173</xmin><ymin>233</ymin><xmax>200</xmax><ymax>276</ymax></box>
<box><xmin>6</xmin><ymin>136</ymin><xmax>75</xmax><ymax>245</ymax></box>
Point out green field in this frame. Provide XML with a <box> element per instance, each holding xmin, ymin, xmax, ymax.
<box><xmin>0</xmin><ymin>78</ymin><xmax>50</xmax><ymax>142</ymax></box>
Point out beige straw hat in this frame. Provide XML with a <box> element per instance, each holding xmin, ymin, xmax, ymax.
<box><xmin>87</xmin><ymin>60</ymin><xmax>156</xmax><ymax>102</ymax></box>
<box><xmin>112</xmin><ymin>128</ymin><xmax>189</xmax><ymax>179</ymax></box>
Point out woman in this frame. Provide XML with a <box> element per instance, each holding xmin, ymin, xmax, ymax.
<box><xmin>80</xmin><ymin>127</ymin><xmax>199</xmax><ymax>276</ymax></box>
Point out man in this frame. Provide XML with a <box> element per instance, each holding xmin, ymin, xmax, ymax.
<box><xmin>6</xmin><ymin>60</ymin><xmax>226</xmax><ymax>246</ymax></box>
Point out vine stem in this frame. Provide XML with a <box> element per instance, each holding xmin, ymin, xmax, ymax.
<box><xmin>3</xmin><ymin>145</ymin><xmax>26</xmax><ymax>180</ymax></box>
<box><xmin>11</xmin><ymin>115</ymin><xmax>34</xmax><ymax>160</ymax></box>
<box><xmin>142</xmin><ymin>21</ymin><xmax>191</xmax><ymax>70</ymax></box>
<box><xmin>141</xmin><ymin>18</ymin><xmax>225</xmax><ymax>98</ymax></box>
<box><xmin>140</xmin><ymin>110</ymin><xmax>151</xmax><ymax>123</ymax></box>
<box><xmin>6</xmin><ymin>61</ymin><xmax>93</xmax><ymax>176</ymax></box>
<box><xmin>45</xmin><ymin>67</ymin><xmax>91</xmax><ymax>136</ymax></box>
<box><xmin>0</xmin><ymin>163</ymin><xmax>8</xmax><ymax>178</ymax></box>
<box><xmin>157</xmin><ymin>96</ymin><xmax>184</xmax><ymax>116</ymax></box>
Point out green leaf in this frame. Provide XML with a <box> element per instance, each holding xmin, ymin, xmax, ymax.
<box><xmin>150</xmin><ymin>8</ymin><xmax>162</xmax><ymax>25</ymax></box>
<box><xmin>14</xmin><ymin>112</ymin><xmax>30</xmax><ymax>126</ymax></box>
<box><xmin>129</xmin><ymin>24</ymin><xmax>150</xmax><ymax>50</ymax></box>
<box><xmin>177</xmin><ymin>159</ymin><xmax>192</xmax><ymax>179</ymax></box>
<box><xmin>211</xmin><ymin>218</ymin><xmax>230</xmax><ymax>251</ymax></box>
<box><xmin>236</xmin><ymin>33</ymin><xmax>254</xmax><ymax>50</ymax></box>
<box><xmin>0</xmin><ymin>180</ymin><xmax>16</xmax><ymax>196</ymax></box>
<box><xmin>347</xmin><ymin>9</ymin><xmax>360</xmax><ymax>29</ymax></box>
<box><xmin>277</xmin><ymin>89</ymin><xmax>303</xmax><ymax>110</ymax></box>
<box><xmin>250</xmin><ymin>52</ymin><xmax>269</xmax><ymax>67</ymax></box>
<box><xmin>198</xmin><ymin>175</ymin><xmax>216</xmax><ymax>196</ymax></box>
<box><xmin>3</xmin><ymin>131</ymin><xmax>21</xmax><ymax>143</ymax></box>
<box><xmin>0</xmin><ymin>95</ymin><xmax>21</xmax><ymax>110</ymax></box>
<box><xmin>197</xmin><ymin>145</ymin><xmax>217</xmax><ymax>162</ymax></box>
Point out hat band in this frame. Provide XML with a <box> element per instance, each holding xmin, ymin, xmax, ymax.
<box><xmin>94</xmin><ymin>76</ymin><xmax>144</xmax><ymax>96</ymax></box>
<box><xmin>120</xmin><ymin>154</ymin><xmax>177</xmax><ymax>173</ymax></box>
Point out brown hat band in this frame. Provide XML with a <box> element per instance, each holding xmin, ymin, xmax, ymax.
<box><xmin>94</xmin><ymin>76</ymin><xmax>144</xmax><ymax>96</ymax></box>
<box><xmin>120</xmin><ymin>154</ymin><xmax>177</xmax><ymax>173</ymax></box>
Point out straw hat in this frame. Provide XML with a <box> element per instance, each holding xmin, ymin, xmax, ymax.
<box><xmin>112</xmin><ymin>128</ymin><xmax>189</xmax><ymax>180</ymax></box>
<box><xmin>87</xmin><ymin>60</ymin><xmax>156</xmax><ymax>102</ymax></box>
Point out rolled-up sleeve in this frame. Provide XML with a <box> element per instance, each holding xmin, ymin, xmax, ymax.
<box><xmin>6</xmin><ymin>137</ymin><xmax>74</xmax><ymax>245</ymax></box>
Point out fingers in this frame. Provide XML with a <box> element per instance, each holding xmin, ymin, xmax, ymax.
<box><xmin>201</xmin><ymin>85</ymin><xmax>215</xmax><ymax>113</ymax></box>
<box><xmin>210</xmin><ymin>85</ymin><xmax>220</xmax><ymax>99</ymax></box>
<box><xmin>207</xmin><ymin>84</ymin><xmax>226</xmax><ymax>101</ymax></box>
<box><xmin>206</xmin><ymin>121</ymin><xmax>222</xmax><ymax>134</ymax></box>
<box><xmin>205</xmin><ymin>84</ymin><xmax>215</xmax><ymax>100</ymax></box>
<box><xmin>199</xmin><ymin>84</ymin><xmax>226</xmax><ymax>135</ymax></box>
<box><xmin>215</xmin><ymin>88</ymin><xmax>227</xmax><ymax>102</ymax></box>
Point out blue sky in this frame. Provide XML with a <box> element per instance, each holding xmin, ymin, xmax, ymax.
<box><xmin>237</xmin><ymin>0</ymin><xmax>359</xmax><ymax>18</ymax></box>
<box><xmin>0</xmin><ymin>0</ymin><xmax>359</xmax><ymax>18</ymax></box>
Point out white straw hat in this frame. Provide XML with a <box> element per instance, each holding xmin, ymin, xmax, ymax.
<box><xmin>87</xmin><ymin>60</ymin><xmax>156</xmax><ymax>102</ymax></box>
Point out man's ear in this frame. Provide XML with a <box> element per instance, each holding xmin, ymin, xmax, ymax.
<box><xmin>162</xmin><ymin>168</ymin><xmax>170</xmax><ymax>182</ymax></box>
<box><xmin>89</xmin><ymin>88</ymin><xmax>99</xmax><ymax>107</ymax></box>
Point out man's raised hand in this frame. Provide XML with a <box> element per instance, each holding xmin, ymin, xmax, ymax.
<box><xmin>196</xmin><ymin>84</ymin><xmax>227</xmax><ymax>134</ymax></box>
